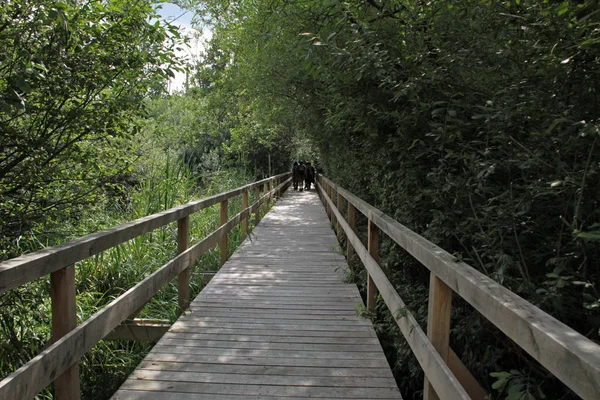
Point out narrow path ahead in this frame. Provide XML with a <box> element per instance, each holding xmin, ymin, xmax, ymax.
<box><xmin>112</xmin><ymin>188</ymin><xmax>402</xmax><ymax>399</ymax></box>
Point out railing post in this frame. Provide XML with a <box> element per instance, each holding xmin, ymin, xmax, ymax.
<box><xmin>347</xmin><ymin>203</ymin><xmax>356</xmax><ymax>261</ymax></box>
<box><xmin>367</xmin><ymin>219</ymin><xmax>379</xmax><ymax>313</ymax></box>
<box><xmin>177</xmin><ymin>216</ymin><xmax>190</xmax><ymax>311</ymax></box>
<box><xmin>330</xmin><ymin>186</ymin><xmax>337</xmax><ymax>228</ymax></box>
<box><xmin>336</xmin><ymin>192</ymin><xmax>343</xmax><ymax>240</ymax></box>
<box><xmin>269</xmin><ymin>178</ymin><xmax>274</xmax><ymax>200</ymax></box>
<box><xmin>242</xmin><ymin>190</ymin><xmax>249</xmax><ymax>241</ymax></box>
<box><xmin>263</xmin><ymin>182</ymin><xmax>268</xmax><ymax>214</ymax></box>
<box><xmin>328</xmin><ymin>184</ymin><xmax>333</xmax><ymax>220</ymax></box>
<box><xmin>51</xmin><ymin>264</ymin><xmax>80</xmax><ymax>400</ymax></box>
<box><xmin>220</xmin><ymin>199</ymin><xmax>228</xmax><ymax>266</ymax></box>
<box><xmin>424</xmin><ymin>273</ymin><xmax>453</xmax><ymax>400</ymax></box>
<box><xmin>255</xmin><ymin>186</ymin><xmax>260</xmax><ymax>226</ymax></box>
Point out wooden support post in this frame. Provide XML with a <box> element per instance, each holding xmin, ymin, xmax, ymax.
<box><xmin>177</xmin><ymin>216</ymin><xmax>189</xmax><ymax>312</ymax></box>
<box><xmin>255</xmin><ymin>186</ymin><xmax>260</xmax><ymax>226</ymax></box>
<box><xmin>336</xmin><ymin>193</ymin><xmax>343</xmax><ymax>240</ymax></box>
<box><xmin>269</xmin><ymin>178</ymin><xmax>274</xmax><ymax>200</ymax></box>
<box><xmin>367</xmin><ymin>219</ymin><xmax>379</xmax><ymax>313</ymax></box>
<box><xmin>241</xmin><ymin>190</ymin><xmax>248</xmax><ymax>241</ymax></box>
<box><xmin>220</xmin><ymin>199</ymin><xmax>228</xmax><ymax>266</ymax></box>
<box><xmin>331</xmin><ymin>187</ymin><xmax>337</xmax><ymax>228</ymax></box>
<box><xmin>263</xmin><ymin>182</ymin><xmax>268</xmax><ymax>214</ymax></box>
<box><xmin>50</xmin><ymin>264</ymin><xmax>80</xmax><ymax>400</ymax></box>
<box><xmin>424</xmin><ymin>273</ymin><xmax>453</xmax><ymax>400</ymax></box>
<box><xmin>347</xmin><ymin>203</ymin><xmax>356</xmax><ymax>262</ymax></box>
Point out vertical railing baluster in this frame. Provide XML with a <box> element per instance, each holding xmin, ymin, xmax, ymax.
<box><xmin>255</xmin><ymin>186</ymin><xmax>260</xmax><ymax>226</ymax></box>
<box><xmin>242</xmin><ymin>190</ymin><xmax>249</xmax><ymax>241</ymax></box>
<box><xmin>220</xmin><ymin>199</ymin><xmax>228</xmax><ymax>266</ymax></box>
<box><xmin>347</xmin><ymin>203</ymin><xmax>356</xmax><ymax>262</ymax></box>
<box><xmin>367</xmin><ymin>219</ymin><xmax>379</xmax><ymax>313</ymax></box>
<box><xmin>336</xmin><ymin>192</ymin><xmax>343</xmax><ymax>240</ymax></box>
<box><xmin>177</xmin><ymin>216</ymin><xmax>190</xmax><ymax>312</ymax></box>
<box><xmin>51</xmin><ymin>264</ymin><xmax>80</xmax><ymax>400</ymax></box>
<box><xmin>263</xmin><ymin>182</ymin><xmax>268</xmax><ymax>215</ymax></box>
<box><xmin>424</xmin><ymin>274</ymin><xmax>453</xmax><ymax>400</ymax></box>
<box><xmin>330</xmin><ymin>185</ymin><xmax>337</xmax><ymax>228</ymax></box>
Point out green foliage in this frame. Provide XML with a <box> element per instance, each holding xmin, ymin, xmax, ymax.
<box><xmin>0</xmin><ymin>0</ymin><xmax>182</xmax><ymax>256</ymax></box>
<box><xmin>490</xmin><ymin>370</ymin><xmax>546</xmax><ymax>400</ymax></box>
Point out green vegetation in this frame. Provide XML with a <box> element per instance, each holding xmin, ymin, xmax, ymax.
<box><xmin>2</xmin><ymin>0</ymin><xmax>599</xmax><ymax>399</ymax></box>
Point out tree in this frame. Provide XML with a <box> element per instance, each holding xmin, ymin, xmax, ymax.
<box><xmin>0</xmin><ymin>0</ymin><xmax>182</xmax><ymax>255</ymax></box>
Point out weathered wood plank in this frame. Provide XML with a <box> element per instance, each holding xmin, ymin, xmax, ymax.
<box><xmin>160</xmin><ymin>332</ymin><xmax>380</xmax><ymax>345</ymax></box>
<box><xmin>136</xmin><ymin>360</ymin><xmax>392</xmax><ymax>377</ymax></box>
<box><xmin>119</xmin><ymin>381</ymin><xmax>401</xmax><ymax>398</ymax></box>
<box><xmin>129</xmin><ymin>369</ymin><xmax>397</xmax><ymax>388</ymax></box>
<box><xmin>105</xmin><ymin>321</ymin><xmax>171</xmax><ymax>342</ymax></box>
<box><xmin>112</xmin><ymin>391</ymin><xmax>391</xmax><ymax>400</ymax></box>
<box><xmin>144</xmin><ymin>351</ymin><xmax>390</xmax><ymax>367</ymax></box>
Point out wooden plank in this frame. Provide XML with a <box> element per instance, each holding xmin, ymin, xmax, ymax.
<box><xmin>424</xmin><ymin>274</ymin><xmax>453</xmax><ymax>400</ymax></box>
<box><xmin>105</xmin><ymin>321</ymin><xmax>171</xmax><ymax>342</ymax></box>
<box><xmin>160</xmin><ymin>332</ymin><xmax>380</xmax><ymax>345</ymax></box>
<box><xmin>321</xmin><ymin>176</ymin><xmax>600</xmax><ymax>400</ymax></box>
<box><xmin>0</xmin><ymin>173</ymin><xmax>290</xmax><ymax>294</ymax></box>
<box><xmin>50</xmin><ymin>265</ymin><xmax>79</xmax><ymax>400</ymax></box>
<box><xmin>118</xmin><ymin>380</ymin><xmax>401</xmax><ymax>398</ymax></box>
<box><xmin>136</xmin><ymin>360</ymin><xmax>392</xmax><ymax>377</ymax></box>
<box><xmin>169</xmin><ymin>326</ymin><xmax>377</xmax><ymax>338</ymax></box>
<box><xmin>156</xmin><ymin>339</ymin><xmax>381</xmax><ymax>352</ymax></box>
<box><xmin>143</xmin><ymin>352</ymin><xmax>389</xmax><ymax>368</ymax></box>
<box><xmin>177</xmin><ymin>217</ymin><xmax>190</xmax><ymax>312</ymax></box>
<box><xmin>128</xmin><ymin>369</ymin><xmax>397</xmax><ymax>388</ymax></box>
<box><xmin>112</xmin><ymin>390</ymin><xmax>389</xmax><ymax>400</ymax></box>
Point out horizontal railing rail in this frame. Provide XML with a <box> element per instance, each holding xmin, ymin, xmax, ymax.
<box><xmin>0</xmin><ymin>173</ymin><xmax>291</xmax><ymax>400</ymax></box>
<box><xmin>317</xmin><ymin>175</ymin><xmax>600</xmax><ymax>400</ymax></box>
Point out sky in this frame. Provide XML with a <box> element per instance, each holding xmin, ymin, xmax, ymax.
<box><xmin>155</xmin><ymin>3</ymin><xmax>211</xmax><ymax>92</ymax></box>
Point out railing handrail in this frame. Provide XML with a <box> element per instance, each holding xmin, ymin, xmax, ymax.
<box><xmin>0</xmin><ymin>172</ymin><xmax>290</xmax><ymax>294</ymax></box>
<box><xmin>0</xmin><ymin>173</ymin><xmax>292</xmax><ymax>400</ymax></box>
<box><xmin>317</xmin><ymin>175</ymin><xmax>600</xmax><ymax>400</ymax></box>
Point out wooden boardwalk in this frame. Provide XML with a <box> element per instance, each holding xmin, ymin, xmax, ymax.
<box><xmin>111</xmin><ymin>188</ymin><xmax>402</xmax><ymax>400</ymax></box>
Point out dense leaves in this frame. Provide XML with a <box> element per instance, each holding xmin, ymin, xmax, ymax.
<box><xmin>191</xmin><ymin>0</ymin><xmax>600</xmax><ymax>398</ymax></box>
<box><xmin>0</xmin><ymin>0</ymin><xmax>181</xmax><ymax>256</ymax></box>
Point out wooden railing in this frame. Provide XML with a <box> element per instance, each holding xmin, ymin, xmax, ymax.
<box><xmin>0</xmin><ymin>173</ymin><xmax>291</xmax><ymax>400</ymax></box>
<box><xmin>317</xmin><ymin>175</ymin><xmax>600</xmax><ymax>400</ymax></box>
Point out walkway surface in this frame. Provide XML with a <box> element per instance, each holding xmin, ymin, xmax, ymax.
<box><xmin>112</xmin><ymin>188</ymin><xmax>402</xmax><ymax>399</ymax></box>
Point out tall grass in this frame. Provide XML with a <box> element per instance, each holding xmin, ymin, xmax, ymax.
<box><xmin>0</xmin><ymin>159</ymin><xmax>259</xmax><ymax>400</ymax></box>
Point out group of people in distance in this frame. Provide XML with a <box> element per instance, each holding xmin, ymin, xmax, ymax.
<box><xmin>292</xmin><ymin>161</ymin><xmax>316</xmax><ymax>191</ymax></box>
